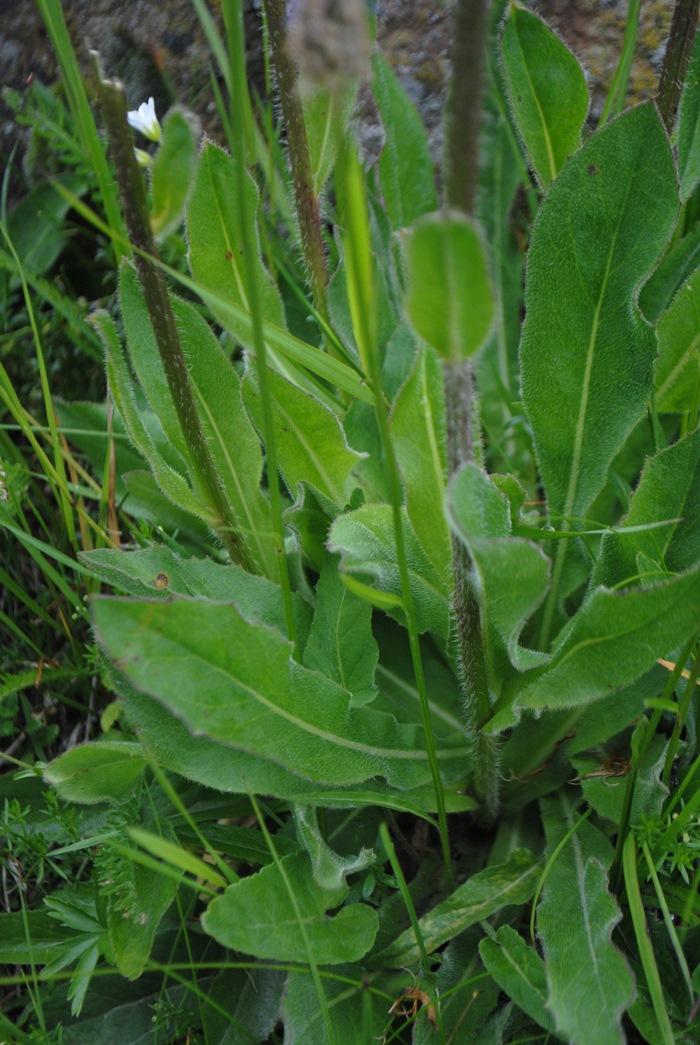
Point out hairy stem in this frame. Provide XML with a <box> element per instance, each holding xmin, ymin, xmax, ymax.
<box><xmin>656</xmin><ymin>0</ymin><xmax>700</xmax><ymax>132</ymax></box>
<box><xmin>224</xmin><ymin>0</ymin><xmax>298</xmax><ymax>654</ymax></box>
<box><xmin>263</xmin><ymin>0</ymin><xmax>329</xmax><ymax>324</ymax></box>
<box><xmin>443</xmin><ymin>0</ymin><xmax>497</xmax><ymax>816</ymax></box>
<box><xmin>97</xmin><ymin>78</ymin><xmax>246</xmax><ymax>566</ymax></box>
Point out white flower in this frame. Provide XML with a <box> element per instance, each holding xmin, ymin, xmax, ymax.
<box><xmin>126</xmin><ymin>97</ymin><xmax>161</xmax><ymax>142</ymax></box>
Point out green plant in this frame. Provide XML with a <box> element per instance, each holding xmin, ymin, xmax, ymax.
<box><xmin>2</xmin><ymin>0</ymin><xmax>700</xmax><ymax>1042</ymax></box>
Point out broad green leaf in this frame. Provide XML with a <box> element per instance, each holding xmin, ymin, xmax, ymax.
<box><xmin>81</xmin><ymin>546</ymin><xmax>312</xmax><ymax>644</ymax></box>
<box><xmin>293</xmin><ymin>806</ymin><xmax>374</xmax><ymax>892</ymax></box>
<box><xmin>202</xmin><ymin>853</ymin><xmax>378</xmax><ymax>963</ymax></box>
<box><xmin>520</xmin><ymin>103</ymin><xmax>678</xmax><ymax>526</ymax></box>
<box><xmin>501</xmin><ymin>3</ymin><xmax>588</xmax><ymax>188</ymax></box>
<box><xmin>328</xmin><ymin>503</ymin><xmax>450</xmax><ymax>637</ymax></box>
<box><xmin>372</xmin><ymin>848</ymin><xmax>540</xmax><ymax>968</ymax></box>
<box><xmin>92</xmin><ymin>597</ymin><xmax>469</xmax><ymax>790</ymax></box>
<box><xmin>107</xmin><ymin>853</ymin><xmax>180</xmax><ymax>979</ymax></box>
<box><xmin>678</xmin><ymin>32</ymin><xmax>700</xmax><ymax>201</ymax></box>
<box><xmin>595</xmin><ymin>430</ymin><xmax>700</xmax><ymax>587</ymax></box>
<box><xmin>242</xmin><ymin>366</ymin><xmax>363</xmax><ymax>506</ymax></box>
<box><xmin>187</xmin><ymin>141</ymin><xmax>286</xmax><ymax>348</ymax></box>
<box><xmin>655</xmin><ymin>266</ymin><xmax>700</xmax><ymax>414</ymax></box>
<box><xmin>504</xmin><ymin>565</ymin><xmax>700</xmax><ymax>720</ymax></box>
<box><xmin>403</xmin><ymin>211</ymin><xmax>495</xmax><ymax>364</ymax></box>
<box><xmin>283</xmin><ymin>965</ymin><xmax>404</xmax><ymax>1045</ymax></box>
<box><xmin>390</xmin><ymin>346</ymin><xmax>451</xmax><ymax>580</ymax></box>
<box><xmin>448</xmin><ymin>464</ymin><xmax>551</xmax><ymax>676</ymax></box>
<box><xmin>43</xmin><ymin>742</ymin><xmax>146</xmax><ymax>805</ymax></box>
<box><xmin>202</xmin><ymin>967</ymin><xmax>286</xmax><ymax>1045</ymax></box>
<box><xmin>105</xmin><ymin>665</ymin><xmax>474</xmax><ymax>812</ymax></box>
<box><xmin>149</xmin><ymin>108</ymin><xmax>199</xmax><ymax>240</ymax></box>
<box><xmin>572</xmin><ymin>731</ymin><xmax>667</xmax><ymax>827</ymax></box>
<box><xmin>303</xmin><ymin>555</ymin><xmax>379</xmax><ymax>705</ymax></box>
<box><xmin>373</xmin><ymin>52</ymin><xmax>437</xmax><ymax>229</ymax></box>
<box><xmin>538</xmin><ymin>792</ymin><xmax>634</xmax><ymax>1045</ymax></box>
<box><xmin>479</xmin><ymin>925</ymin><xmax>555</xmax><ymax>1033</ymax></box>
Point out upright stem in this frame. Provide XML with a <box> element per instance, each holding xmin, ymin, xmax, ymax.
<box><xmin>263</xmin><ymin>0</ymin><xmax>330</xmax><ymax>324</ymax></box>
<box><xmin>224</xmin><ymin>0</ymin><xmax>298</xmax><ymax>655</ymax></box>
<box><xmin>97</xmin><ymin>79</ymin><xmax>244</xmax><ymax>566</ymax></box>
<box><xmin>444</xmin><ymin>0</ymin><xmax>496</xmax><ymax>816</ymax></box>
<box><xmin>656</xmin><ymin>0</ymin><xmax>699</xmax><ymax>132</ymax></box>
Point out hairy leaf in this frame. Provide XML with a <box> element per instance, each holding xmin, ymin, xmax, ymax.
<box><xmin>328</xmin><ymin>503</ymin><xmax>450</xmax><ymax>637</ymax></box>
<box><xmin>303</xmin><ymin>555</ymin><xmax>379</xmax><ymax>705</ymax></box>
<box><xmin>655</xmin><ymin>266</ymin><xmax>700</xmax><ymax>414</ymax></box>
<box><xmin>538</xmin><ymin>792</ymin><xmax>634</xmax><ymax>1045</ymax></box>
<box><xmin>520</xmin><ymin>104</ymin><xmax>677</xmax><ymax>526</ymax></box>
<box><xmin>44</xmin><ymin>742</ymin><xmax>146</xmax><ymax>805</ymax></box>
<box><xmin>242</xmin><ymin>366</ymin><xmax>363</xmax><ymax>506</ymax></box>
<box><xmin>595</xmin><ymin>429</ymin><xmax>700</xmax><ymax>587</ymax></box>
<box><xmin>187</xmin><ymin>141</ymin><xmax>286</xmax><ymax>347</ymax></box>
<box><xmin>390</xmin><ymin>345</ymin><xmax>450</xmax><ymax>580</ymax></box>
<box><xmin>403</xmin><ymin>211</ymin><xmax>495</xmax><ymax>364</ymax></box>
<box><xmin>202</xmin><ymin>853</ymin><xmax>378</xmax><ymax>963</ymax></box>
<box><xmin>93</xmin><ymin>597</ymin><xmax>469</xmax><ymax>791</ymax></box>
<box><xmin>479</xmin><ymin>925</ymin><xmax>555</xmax><ymax>1033</ymax></box>
<box><xmin>373</xmin><ymin>52</ymin><xmax>437</xmax><ymax>229</ymax></box>
<box><xmin>373</xmin><ymin>848</ymin><xmax>540</xmax><ymax>968</ymax></box>
<box><xmin>501</xmin><ymin>3</ymin><xmax>588</xmax><ymax>188</ymax></box>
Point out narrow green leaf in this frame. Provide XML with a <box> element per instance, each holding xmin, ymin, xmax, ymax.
<box><xmin>127</xmin><ymin>827</ymin><xmax>228</xmax><ymax>889</ymax></box>
<box><xmin>595</xmin><ymin>429</ymin><xmax>700</xmax><ymax>587</ymax></box>
<box><xmin>119</xmin><ymin>262</ymin><xmax>190</xmax><ymax>462</ymax></box>
<box><xmin>373</xmin><ymin>52</ymin><xmax>437</xmax><ymax>229</ymax></box>
<box><xmin>43</xmin><ymin>742</ymin><xmax>146</xmax><ymax>805</ymax></box>
<box><xmin>538</xmin><ymin>792</ymin><xmax>634</xmax><ymax>1045</ymax></box>
<box><xmin>149</xmin><ymin>108</ymin><xmax>199</xmax><ymax>241</ymax></box>
<box><xmin>303</xmin><ymin>556</ymin><xmax>379</xmax><ymax>705</ymax></box>
<box><xmin>303</xmin><ymin>84</ymin><xmax>356</xmax><ymax>196</ymax></box>
<box><xmin>639</xmin><ymin>228</ymin><xmax>700</xmax><ymax>324</ymax></box>
<box><xmin>95</xmin><ymin>311</ymin><xmax>216</xmax><ymax>526</ymax></box>
<box><xmin>202</xmin><ymin>853</ymin><xmax>378</xmax><ymax>963</ymax></box>
<box><xmin>402</xmin><ymin>211</ymin><xmax>495</xmax><ymax>364</ymax></box>
<box><xmin>187</xmin><ymin>141</ymin><xmax>286</xmax><ymax>348</ymax></box>
<box><xmin>390</xmin><ymin>345</ymin><xmax>450</xmax><ymax>579</ymax></box>
<box><xmin>92</xmin><ymin>597</ymin><xmax>469</xmax><ymax>790</ymax></box>
<box><xmin>372</xmin><ymin>849</ymin><xmax>540</xmax><ymax>968</ymax></box>
<box><xmin>678</xmin><ymin>32</ymin><xmax>700</xmax><ymax>201</ymax></box>
<box><xmin>242</xmin><ymin>366</ymin><xmax>363</xmax><ymax>506</ymax></box>
<box><xmin>479</xmin><ymin>925</ymin><xmax>555</xmax><ymax>1033</ymax></box>
<box><xmin>655</xmin><ymin>265</ymin><xmax>700</xmax><ymax>414</ymax></box>
<box><xmin>521</xmin><ymin>103</ymin><xmax>678</xmax><ymax>526</ymax></box>
<box><xmin>328</xmin><ymin>503</ymin><xmax>451</xmax><ymax>637</ymax></box>
<box><xmin>501</xmin><ymin>2</ymin><xmax>589</xmax><ymax>188</ymax></box>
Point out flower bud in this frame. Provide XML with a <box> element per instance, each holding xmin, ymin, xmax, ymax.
<box><xmin>287</xmin><ymin>0</ymin><xmax>371</xmax><ymax>95</ymax></box>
